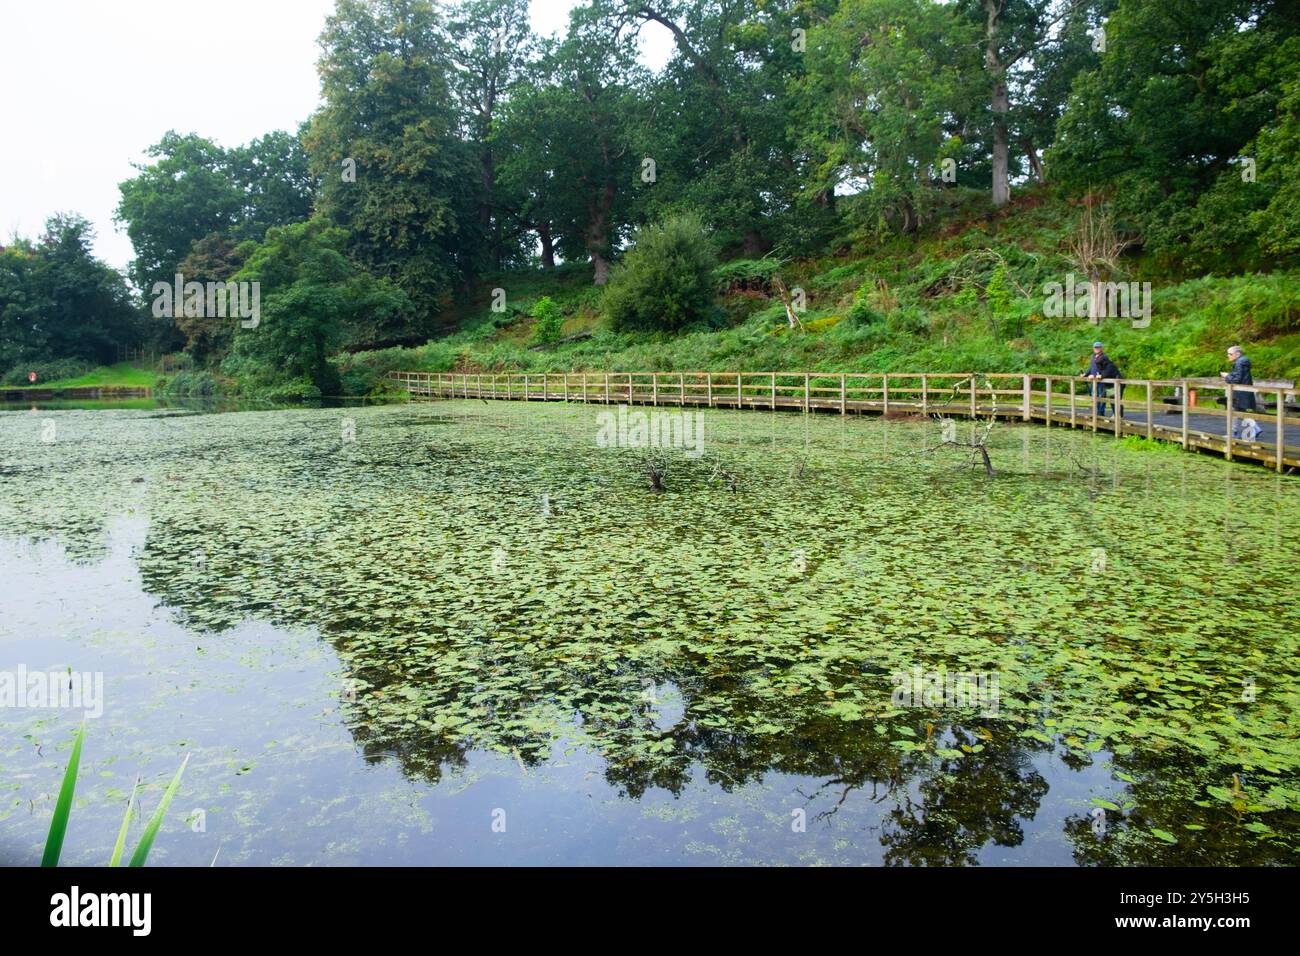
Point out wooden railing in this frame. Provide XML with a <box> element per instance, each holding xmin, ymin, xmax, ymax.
<box><xmin>387</xmin><ymin>370</ymin><xmax>1300</xmax><ymax>472</ymax></box>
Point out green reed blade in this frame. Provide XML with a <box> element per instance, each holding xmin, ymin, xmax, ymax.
<box><xmin>108</xmin><ymin>775</ymin><xmax>141</xmax><ymax>867</ymax></box>
<box><xmin>41</xmin><ymin>722</ymin><xmax>86</xmax><ymax>867</ymax></box>
<box><xmin>127</xmin><ymin>752</ymin><xmax>190</xmax><ymax>867</ymax></box>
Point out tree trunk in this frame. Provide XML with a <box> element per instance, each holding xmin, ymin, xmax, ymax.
<box><xmin>1021</xmin><ymin>137</ymin><xmax>1045</xmax><ymax>184</ymax></box>
<box><xmin>538</xmin><ymin>223</ymin><xmax>555</xmax><ymax>270</ymax></box>
<box><xmin>742</xmin><ymin>229</ymin><xmax>764</xmax><ymax>256</ymax></box>
<box><xmin>586</xmin><ymin>184</ymin><xmax>615</xmax><ymax>285</ymax></box>
<box><xmin>985</xmin><ymin>0</ymin><xmax>1010</xmax><ymax>207</ymax></box>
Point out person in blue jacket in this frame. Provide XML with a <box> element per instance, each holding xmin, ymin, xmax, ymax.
<box><xmin>1083</xmin><ymin>341</ymin><xmax>1122</xmax><ymax>417</ymax></box>
<box><xmin>1220</xmin><ymin>345</ymin><xmax>1255</xmax><ymax>437</ymax></box>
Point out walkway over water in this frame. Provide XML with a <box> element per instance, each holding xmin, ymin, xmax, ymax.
<box><xmin>390</xmin><ymin>370</ymin><xmax>1300</xmax><ymax>472</ymax></box>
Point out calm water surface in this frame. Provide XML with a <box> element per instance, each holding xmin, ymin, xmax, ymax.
<box><xmin>1</xmin><ymin>399</ymin><xmax>1297</xmax><ymax>865</ymax></box>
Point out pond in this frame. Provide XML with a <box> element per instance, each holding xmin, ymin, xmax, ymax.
<box><xmin>1</xmin><ymin>398</ymin><xmax>1298</xmax><ymax>865</ymax></box>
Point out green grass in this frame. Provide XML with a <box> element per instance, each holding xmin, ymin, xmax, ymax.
<box><xmin>13</xmin><ymin>362</ymin><xmax>155</xmax><ymax>390</ymax></box>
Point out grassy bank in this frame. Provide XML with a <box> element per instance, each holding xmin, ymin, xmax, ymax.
<box><xmin>6</xmin><ymin>362</ymin><xmax>157</xmax><ymax>390</ymax></box>
<box><xmin>336</xmin><ymin>194</ymin><xmax>1300</xmax><ymax>396</ymax></box>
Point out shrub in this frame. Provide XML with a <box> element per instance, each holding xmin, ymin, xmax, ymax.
<box><xmin>529</xmin><ymin>296</ymin><xmax>564</xmax><ymax>346</ymax></box>
<box><xmin>604</xmin><ymin>215</ymin><xmax>718</xmax><ymax>333</ymax></box>
<box><xmin>157</xmin><ymin>370</ymin><xmax>222</xmax><ymax>396</ymax></box>
<box><xmin>846</xmin><ymin>287</ymin><xmax>885</xmax><ymax>326</ymax></box>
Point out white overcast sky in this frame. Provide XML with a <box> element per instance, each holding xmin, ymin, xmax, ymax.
<box><xmin>0</xmin><ymin>0</ymin><xmax>672</xmax><ymax>271</ymax></box>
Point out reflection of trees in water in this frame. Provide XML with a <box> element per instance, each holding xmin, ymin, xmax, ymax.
<box><xmin>131</xmin><ymin>489</ymin><xmax>1300</xmax><ymax>867</ymax></box>
<box><xmin>1063</xmin><ymin>750</ymin><xmax>1294</xmax><ymax>866</ymax></box>
<box><xmin>877</xmin><ymin>727</ymin><xmax>1049</xmax><ymax>866</ymax></box>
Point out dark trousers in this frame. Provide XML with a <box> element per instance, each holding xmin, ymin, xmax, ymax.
<box><xmin>1091</xmin><ymin>381</ymin><xmax>1110</xmax><ymax>417</ymax></box>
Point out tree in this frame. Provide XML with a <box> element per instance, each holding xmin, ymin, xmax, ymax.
<box><xmin>0</xmin><ymin>215</ymin><xmax>140</xmax><ymax>373</ymax></box>
<box><xmin>801</xmin><ymin>0</ymin><xmax>981</xmax><ymax>236</ymax></box>
<box><xmin>959</xmin><ymin>0</ymin><xmax>1098</xmax><ymax>205</ymax></box>
<box><xmin>173</xmin><ymin>234</ymin><xmax>252</xmax><ymax>364</ymax></box>
<box><xmin>115</xmin><ymin>132</ymin><xmax>244</xmax><ymax>293</ymax></box>
<box><xmin>305</xmin><ymin>0</ymin><xmax>477</xmax><ymax>319</ymax></box>
<box><xmin>1050</xmin><ymin>0</ymin><xmax>1300</xmax><ymax>269</ymax></box>
<box><xmin>447</xmin><ymin>0</ymin><xmax>535</xmax><ymax>271</ymax></box>
<box><xmin>225</xmin><ymin>219</ymin><xmax>410</xmax><ymax>395</ymax></box>
<box><xmin>616</xmin><ymin>0</ymin><xmax>810</xmax><ymax>255</ymax></box>
<box><xmin>115</xmin><ymin>130</ymin><xmax>314</xmax><ymax>296</ymax></box>
<box><xmin>494</xmin><ymin>5</ymin><xmax>647</xmax><ymax>283</ymax></box>
<box><xmin>226</xmin><ymin>129</ymin><xmax>317</xmax><ymax>242</ymax></box>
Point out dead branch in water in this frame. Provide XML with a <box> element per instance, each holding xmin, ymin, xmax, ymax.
<box><xmin>642</xmin><ymin>452</ymin><xmax>668</xmax><ymax>492</ymax></box>
<box><xmin>709</xmin><ymin>458</ymin><xmax>740</xmax><ymax>492</ymax></box>
<box><xmin>912</xmin><ymin>375</ymin><xmax>1000</xmax><ymax>477</ymax></box>
<box><xmin>925</xmin><ymin>414</ymin><xmax>997</xmax><ymax>477</ymax></box>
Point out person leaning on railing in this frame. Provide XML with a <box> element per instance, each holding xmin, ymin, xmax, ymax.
<box><xmin>1220</xmin><ymin>345</ymin><xmax>1255</xmax><ymax>437</ymax></box>
<box><xmin>1082</xmin><ymin>341</ymin><xmax>1122</xmax><ymax>417</ymax></box>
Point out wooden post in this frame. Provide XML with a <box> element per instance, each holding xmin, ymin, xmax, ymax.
<box><xmin>524</xmin><ymin>374</ymin><xmax>529</xmax><ymax>401</ymax></box>
<box><xmin>1145</xmin><ymin>381</ymin><xmax>1153</xmax><ymax>439</ymax></box>
<box><xmin>840</xmin><ymin>374</ymin><xmax>846</xmax><ymax>415</ymax></box>
<box><xmin>1225</xmin><ymin>384</ymin><xmax>1234</xmax><ymax>461</ymax></box>
<box><xmin>604</xmin><ymin>373</ymin><xmax>610</xmax><ymax>404</ymax></box>
<box><xmin>1276</xmin><ymin>388</ymin><xmax>1285</xmax><ymax>473</ymax></box>
<box><xmin>563</xmin><ymin>374</ymin><xmax>568</xmax><ymax>402</ymax></box>
<box><xmin>1274</xmin><ymin>390</ymin><xmax>1284</xmax><ymax>476</ymax></box>
<box><xmin>1022</xmin><ymin>374</ymin><xmax>1031</xmax><ymax>421</ymax></box>
<box><xmin>707</xmin><ymin>372</ymin><xmax>713</xmax><ymax>407</ymax></box>
<box><xmin>1113</xmin><ymin>379</ymin><xmax>1121</xmax><ymax>437</ymax></box>
<box><xmin>771</xmin><ymin>372</ymin><xmax>776</xmax><ymax>410</ymax></box>
<box><xmin>652</xmin><ymin>373</ymin><xmax>658</xmax><ymax>406</ymax></box>
<box><xmin>1091</xmin><ymin>378</ymin><xmax>1098</xmax><ymax>432</ymax></box>
<box><xmin>679</xmin><ymin>372</ymin><xmax>685</xmax><ymax>406</ymax></box>
<box><xmin>1044</xmin><ymin>377</ymin><xmax>1052</xmax><ymax>427</ymax></box>
<box><xmin>921</xmin><ymin>375</ymin><xmax>928</xmax><ymax>416</ymax></box>
<box><xmin>627</xmin><ymin>374</ymin><xmax>632</xmax><ymax>404</ymax></box>
<box><xmin>581</xmin><ymin>372</ymin><xmax>587</xmax><ymax>402</ymax></box>
<box><xmin>543</xmin><ymin>372</ymin><xmax>548</xmax><ymax>400</ymax></box>
<box><xmin>803</xmin><ymin>373</ymin><xmax>810</xmax><ymax>413</ymax></box>
<box><xmin>882</xmin><ymin>374</ymin><xmax>889</xmax><ymax>416</ymax></box>
<box><xmin>1069</xmin><ymin>377</ymin><xmax>1076</xmax><ymax>427</ymax></box>
<box><xmin>1180</xmin><ymin>379</ymin><xmax>1189</xmax><ymax>448</ymax></box>
<box><xmin>736</xmin><ymin>373</ymin><xmax>742</xmax><ymax>407</ymax></box>
<box><xmin>970</xmin><ymin>374</ymin><xmax>977</xmax><ymax>418</ymax></box>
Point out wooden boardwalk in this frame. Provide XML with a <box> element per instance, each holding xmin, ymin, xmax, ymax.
<box><xmin>389</xmin><ymin>370</ymin><xmax>1300</xmax><ymax>473</ymax></box>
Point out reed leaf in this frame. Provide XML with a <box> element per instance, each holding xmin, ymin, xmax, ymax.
<box><xmin>108</xmin><ymin>775</ymin><xmax>141</xmax><ymax>867</ymax></box>
<box><xmin>127</xmin><ymin>753</ymin><xmax>190</xmax><ymax>867</ymax></box>
<box><xmin>40</xmin><ymin>722</ymin><xmax>85</xmax><ymax>867</ymax></box>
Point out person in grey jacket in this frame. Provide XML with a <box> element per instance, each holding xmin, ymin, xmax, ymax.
<box><xmin>1220</xmin><ymin>346</ymin><xmax>1256</xmax><ymax>410</ymax></box>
